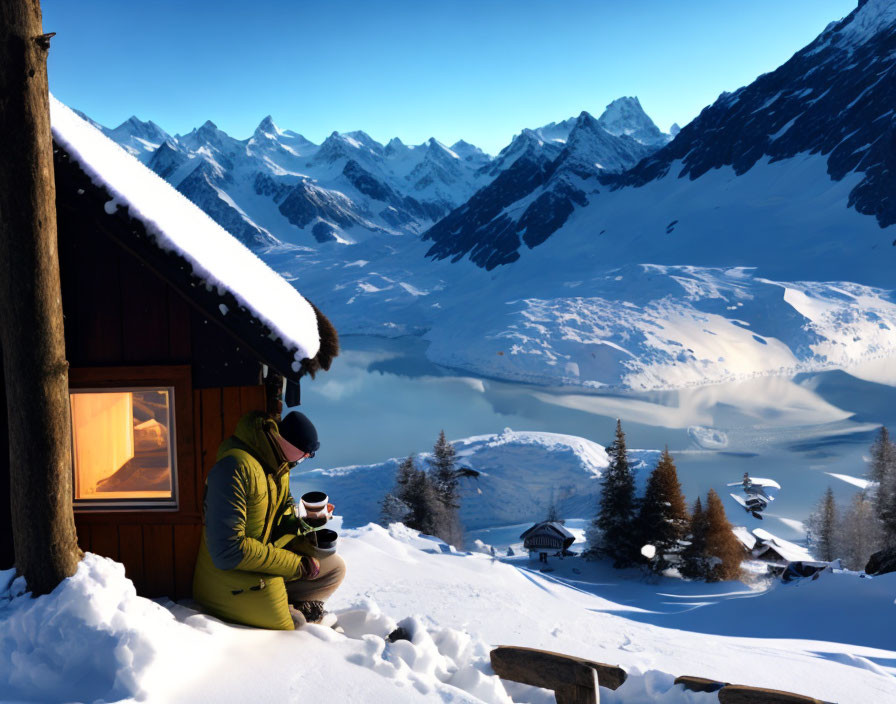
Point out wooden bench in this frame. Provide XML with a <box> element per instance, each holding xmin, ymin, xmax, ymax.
<box><xmin>676</xmin><ymin>676</ymin><xmax>834</xmax><ymax>703</ymax></box>
<box><xmin>490</xmin><ymin>649</ymin><xmax>835</xmax><ymax>704</ymax></box>
<box><xmin>489</xmin><ymin>646</ymin><xmax>626</xmax><ymax>703</ymax></box>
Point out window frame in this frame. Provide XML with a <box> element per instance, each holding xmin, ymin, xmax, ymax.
<box><xmin>69</xmin><ymin>366</ymin><xmax>191</xmax><ymax>513</ymax></box>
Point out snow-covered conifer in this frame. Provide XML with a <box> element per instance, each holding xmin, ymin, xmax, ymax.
<box><xmin>807</xmin><ymin>487</ymin><xmax>838</xmax><ymax>561</ymax></box>
<box><xmin>680</xmin><ymin>497</ymin><xmax>708</xmax><ymax>579</ymax></box>
<box><xmin>869</xmin><ymin>427</ymin><xmax>896</xmax><ymax>547</ymax></box>
<box><xmin>636</xmin><ymin>447</ymin><xmax>689</xmax><ymax>573</ymax></box>
<box><xmin>427</xmin><ymin>430</ymin><xmax>463</xmax><ymax>547</ymax></box>
<box><xmin>587</xmin><ymin>420</ymin><xmax>637</xmax><ymax>566</ymax></box>
<box><xmin>836</xmin><ymin>491</ymin><xmax>883</xmax><ymax>571</ymax></box>
<box><xmin>379</xmin><ymin>492</ymin><xmax>410</xmax><ymax>526</ymax></box>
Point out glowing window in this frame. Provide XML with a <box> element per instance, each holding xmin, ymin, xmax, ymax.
<box><xmin>70</xmin><ymin>388</ymin><xmax>177</xmax><ymax>508</ymax></box>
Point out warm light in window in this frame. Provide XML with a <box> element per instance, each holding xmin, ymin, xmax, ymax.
<box><xmin>70</xmin><ymin>388</ymin><xmax>175</xmax><ymax>504</ymax></box>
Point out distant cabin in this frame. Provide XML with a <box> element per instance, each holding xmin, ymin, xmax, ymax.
<box><xmin>520</xmin><ymin>521</ymin><xmax>576</xmax><ymax>556</ymax></box>
<box><xmin>0</xmin><ymin>99</ymin><xmax>338</xmax><ymax>600</ymax></box>
<box><xmin>732</xmin><ymin>526</ymin><xmax>813</xmax><ymax>575</ymax></box>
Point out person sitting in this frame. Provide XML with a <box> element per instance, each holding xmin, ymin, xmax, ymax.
<box><xmin>193</xmin><ymin>410</ymin><xmax>345</xmax><ymax>629</ymax></box>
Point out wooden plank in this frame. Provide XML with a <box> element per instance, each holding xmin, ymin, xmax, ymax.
<box><xmin>222</xmin><ymin>386</ymin><xmax>242</xmax><ymax>438</ymax></box>
<box><xmin>173</xmin><ymin>523</ymin><xmax>202</xmax><ymax>600</ymax></box>
<box><xmin>193</xmin><ymin>389</ymin><xmax>205</xmax><ymax>511</ymax></box>
<box><xmin>120</xmin><ymin>253</ymin><xmax>170</xmax><ymax>364</ymax></box>
<box><xmin>167</xmin><ymin>285</ymin><xmax>192</xmax><ymax>360</ymax></box>
<box><xmin>61</xmin><ymin>223</ymin><xmax>124</xmax><ymax>365</ymax></box>
<box><xmin>75</xmin><ymin>522</ymin><xmax>91</xmax><ymax>553</ymax></box>
<box><xmin>490</xmin><ymin>646</ymin><xmax>627</xmax><ymax>693</ymax></box>
<box><xmin>90</xmin><ymin>524</ymin><xmax>120</xmax><ymax>562</ymax></box>
<box><xmin>172</xmin><ymin>370</ymin><xmax>197</xmax><ymax>514</ymax></box>
<box><xmin>675</xmin><ymin>676</ymin><xmax>727</xmax><ymax>693</ymax></box>
<box><xmin>191</xmin><ymin>311</ymin><xmax>262</xmax><ymax>388</ymax></box>
<box><xmin>240</xmin><ymin>384</ymin><xmax>266</xmax><ymax>415</ymax></box>
<box><xmin>199</xmin><ymin>388</ymin><xmax>223</xmax><ymax>483</ymax></box>
<box><xmin>719</xmin><ymin>685</ymin><xmax>828</xmax><ymax>704</ymax></box>
<box><xmin>143</xmin><ymin>524</ymin><xmax>175</xmax><ymax>598</ymax></box>
<box><xmin>118</xmin><ymin>524</ymin><xmax>145</xmax><ymax>591</ymax></box>
<box><xmin>555</xmin><ymin>674</ymin><xmax>599</xmax><ymax>704</ymax></box>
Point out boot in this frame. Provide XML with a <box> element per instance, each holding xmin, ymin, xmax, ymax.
<box><xmin>294</xmin><ymin>600</ymin><xmax>339</xmax><ymax>629</ymax></box>
<box><xmin>288</xmin><ymin>604</ymin><xmax>307</xmax><ymax>629</ymax></box>
<box><xmin>293</xmin><ymin>600</ymin><xmax>326</xmax><ymax>624</ymax></box>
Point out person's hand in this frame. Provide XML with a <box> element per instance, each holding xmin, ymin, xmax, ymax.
<box><xmin>300</xmin><ymin>555</ymin><xmax>320</xmax><ymax>580</ymax></box>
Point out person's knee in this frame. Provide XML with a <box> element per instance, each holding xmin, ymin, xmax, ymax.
<box><xmin>328</xmin><ymin>554</ymin><xmax>347</xmax><ymax>584</ymax></box>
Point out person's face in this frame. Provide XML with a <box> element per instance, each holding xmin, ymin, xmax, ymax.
<box><xmin>276</xmin><ymin>434</ymin><xmax>310</xmax><ymax>464</ymax></box>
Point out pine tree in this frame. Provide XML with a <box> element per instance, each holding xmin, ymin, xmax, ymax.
<box><xmin>702</xmin><ymin>489</ymin><xmax>743</xmax><ymax>582</ymax></box>
<box><xmin>427</xmin><ymin>430</ymin><xmax>463</xmax><ymax>548</ymax></box>
<box><xmin>403</xmin><ymin>466</ymin><xmax>442</xmax><ymax>537</ymax></box>
<box><xmin>806</xmin><ymin>487</ymin><xmax>838</xmax><ymax>561</ymax></box>
<box><xmin>381</xmin><ymin>455</ymin><xmax>419</xmax><ymax>527</ymax></box>
<box><xmin>869</xmin><ymin>427</ymin><xmax>896</xmax><ymax>484</ymax></box>
<box><xmin>869</xmin><ymin>427</ymin><xmax>896</xmax><ymax>547</ymax></box>
<box><xmin>636</xmin><ymin>448</ymin><xmax>689</xmax><ymax>573</ymax></box>
<box><xmin>680</xmin><ymin>497</ymin><xmax>708</xmax><ymax>579</ymax></box>
<box><xmin>587</xmin><ymin>420</ymin><xmax>637</xmax><ymax>566</ymax></box>
<box><xmin>379</xmin><ymin>492</ymin><xmax>410</xmax><ymax>526</ymax></box>
<box><xmin>546</xmin><ymin>491</ymin><xmax>562</xmax><ymax>524</ymax></box>
<box><xmin>836</xmin><ymin>491</ymin><xmax>883</xmax><ymax>571</ymax></box>
<box><xmin>429</xmin><ymin>430</ymin><xmax>459</xmax><ymax>504</ymax></box>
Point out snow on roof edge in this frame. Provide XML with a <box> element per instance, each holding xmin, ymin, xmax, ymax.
<box><xmin>49</xmin><ymin>96</ymin><xmax>321</xmax><ymax>367</ymax></box>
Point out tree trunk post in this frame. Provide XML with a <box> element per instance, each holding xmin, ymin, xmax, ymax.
<box><xmin>0</xmin><ymin>0</ymin><xmax>81</xmax><ymax>595</ymax></box>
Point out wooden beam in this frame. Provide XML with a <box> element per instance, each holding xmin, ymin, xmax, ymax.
<box><xmin>490</xmin><ymin>646</ymin><xmax>627</xmax><ymax>703</ymax></box>
<box><xmin>718</xmin><ymin>684</ymin><xmax>830</xmax><ymax>704</ymax></box>
<box><xmin>52</xmin><ymin>147</ymin><xmax>333</xmax><ymax>384</ymax></box>
<box><xmin>674</xmin><ymin>675</ymin><xmax>727</xmax><ymax>693</ymax></box>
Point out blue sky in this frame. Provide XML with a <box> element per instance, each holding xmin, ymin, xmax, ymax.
<box><xmin>43</xmin><ymin>0</ymin><xmax>857</xmax><ymax>154</ymax></box>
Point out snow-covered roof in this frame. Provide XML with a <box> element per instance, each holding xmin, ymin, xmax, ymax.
<box><xmin>731</xmin><ymin>526</ymin><xmax>756</xmax><ymax>551</ymax></box>
<box><xmin>751</xmin><ymin>528</ymin><xmax>813</xmax><ymax>563</ymax></box>
<box><xmin>50</xmin><ymin>96</ymin><xmax>326</xmax><ymax>375</ymax></box>
<box><xmin>520</xmin><ymin>521</ymin><xmax>576</xmax><ymax>543</ymax></box>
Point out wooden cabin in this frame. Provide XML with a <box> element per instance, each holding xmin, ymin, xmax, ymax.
<box><xmin>520</xmin><ymin>521</ymin><xmax>576</xmax><ymax>561</ymax></box>
<box><xmin>0</xmin><ymin>100</ymin><xmax>338</xmax><ymax>600</ymax></box>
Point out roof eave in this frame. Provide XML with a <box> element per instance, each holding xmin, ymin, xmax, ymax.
<box><xmin>53</xmin><ymin>142</ymin><xmax>338</xmax><ymax>382</ymax></box>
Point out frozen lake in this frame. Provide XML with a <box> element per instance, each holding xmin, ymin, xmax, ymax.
<box><xmin>295</xmin><ymin>335</ymin><xmax>896</xmax><ymax>540</ymax></box>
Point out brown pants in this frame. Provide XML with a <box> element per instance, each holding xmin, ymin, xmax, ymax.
<box><xmin>285</xmin><ymin>553</ymin><xmax>346</xmax><ymax>604</ymax></box>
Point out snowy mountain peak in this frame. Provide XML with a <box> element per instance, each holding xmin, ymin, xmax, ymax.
<box><xmin>426</xmin><ymin>138</ymin><xmax>459</xmax><ymax>159</ymax></box>
<box><xmin>253</xmin><ymin>115</ymin><xmax>281</xmax><ymax>138</ymax></box>
<box><xmin>833</xmin><ymin>0</ymin><xmax>896</xmax><ymax>46</ymax></box>
<box><xmin>574</xmin><ymin>110</ymin><xmax>600</xmax><ymax>130</ymax></box>
<box><xmin>105</xmin><ymin>115</ymin><xmax>170</xmax><ymax>161</ymax></box>
<box><xmin>597</xmin><ymin>96</ymin><xmax>669</xmax><ymax>146</ymax></box>
<box><xmin>450</xmin><ymin>139</ymin><xmax>480</xmax><ymax>154</ymax></box>
<box><xmin>450</xmin><ymin>139</ymin><xmax>490</xmax><ymax>165</ymax></box>
<box><xmin>110</xmin><ymin>115</ymin><xmax>168</xmax><ymax>141</ymax></box>
<box><xmin>344</xmin><ymin>130</ymin><xmax>383</xmax><ymax>155</ymax></box>
<box><xmin>384</xmin><ymin>137</ymin><xmax>410</xmax><ymax>159</ymax></box>
<box><xmin>532</xmin><ymin>117</ymin><xmax>578</xmax><ymax>145</ymax></box>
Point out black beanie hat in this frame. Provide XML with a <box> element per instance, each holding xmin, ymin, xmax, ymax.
<box><xmin>278</xmin><ymin>411</ymin><xmax>320</xmax><ymax>455</ymax></box>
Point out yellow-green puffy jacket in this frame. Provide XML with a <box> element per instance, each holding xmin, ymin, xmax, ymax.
<box><xmin>193</xmin><ymin>411</ymin><xmax>309</xmax><ymax>630</ymax></box>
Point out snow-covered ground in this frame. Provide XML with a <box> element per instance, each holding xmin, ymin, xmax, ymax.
<box><xmin>2</xmin><ymin>526</ymin><xmax>894</xmax><ymax>704</ymax></box>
